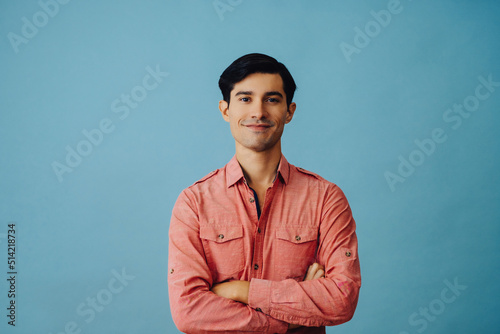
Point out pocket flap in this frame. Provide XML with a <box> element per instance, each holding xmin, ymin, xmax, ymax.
<box><xmin>276</xmin><ymin>226</ymin><xmax>317</xmax><ymax>244</ymax></box>
<box><xmin>200</xmin><ymin>225</ymin><xmax>243</xmax><ymax>243</ymax></box>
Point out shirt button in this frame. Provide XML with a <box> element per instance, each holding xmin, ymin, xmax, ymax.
<box><xmin>218</xmin><ymin>234</ymin><xmax>224</xmax><ymax>240</ymax></box>
<box><xmin>170</xmin><ymin>268</ymin><xmax>174</xmax><ymax>274</ymax></box>
<box><xmin>257</xmin><ymin>227</ymin><xmax>261</xmax><ymax>233</ymax></box>
<box><xmin>256</xmin><ymin>307</ymin><xmax>262</xmax><ymax>312</ymax></box>
<box><xmin>345</xmin><ymin>251</ymin><xmax>351</xmax><ymax>257</ymax></box>
<box><xmin>295</xmin><ymin>235</ymin><xmax>301</xmax><ymax>241</ymax></box>
<box><xmin>249</xmin><ymin>197</ymin><xmax>255</xmax><ymax>203</ymax></box>
<box><xmin>254</xmin><ymin>264</ymin><xmax>259</xmax><ymax>270</ymax></box>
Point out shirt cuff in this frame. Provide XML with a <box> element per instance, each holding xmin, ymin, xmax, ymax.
<box><xmin>249</xmin><ymin>279</ymin><xmax>288</xmax><ymax>333</ymax></box>
<box><xmin>248</xmin><ymin>278</ymin><xmax>272</xmax><ymax>314</ymax></box>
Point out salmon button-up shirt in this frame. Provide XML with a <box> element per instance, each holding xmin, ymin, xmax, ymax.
<box><xmin>168</xmin><ymin>155</ymin><xmax>361</xmax><ymax>333</ymax></box>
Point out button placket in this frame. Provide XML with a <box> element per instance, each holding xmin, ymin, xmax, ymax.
<box><xmin>249</xmin><ymin>180</ymin><xmax>280</xmax><ymax>280</ymax></box>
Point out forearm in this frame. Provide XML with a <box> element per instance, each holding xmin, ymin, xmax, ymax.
<box><xmin>169</xmin><ymin>278</ymin><xmax>286</xmax><ymax>333</ymax></box>
<box><xmin>211</xmin><ymin>280</ymin><xmax>250</xmax><ymax>304</ymax></box>
<box><xmin>211</xmin><ymin>264</ymin><xmax>327</xmax><ymax>330</ymax></box>
<box><xmin>248</xmin><ymin>271</ymin><xmax>360</xmax><ymax>327</ymax></box>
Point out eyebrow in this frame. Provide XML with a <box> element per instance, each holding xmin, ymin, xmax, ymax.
<box><xmin>234</xmin><ymin>91</ymin><xmax>284</xmax><ymax>98</ymax></box>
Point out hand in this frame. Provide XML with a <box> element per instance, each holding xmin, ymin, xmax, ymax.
<box><xmin>304</xmin><ymin>262</ymin><xmax>325</xmax><ymax>281</ymax></box>
<box><xmin>211</xmin><ymin>280</ymin><xmax>250</xmax><ymax>304</ymax></box>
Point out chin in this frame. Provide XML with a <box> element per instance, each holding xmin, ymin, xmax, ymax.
<box><xmin>236</xmin><ymin>137</ymin><xmax>279</xmax><ymax>153</ymax></box>
<box><xmin>245</xmin><ymin>142</ymin><xmax>277</xmax><ymax>152</ymax></box>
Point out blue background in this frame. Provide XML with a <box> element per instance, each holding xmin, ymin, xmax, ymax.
<box><xmin>1</xmin><ymin>0</ymin><xmax>499</xmax><ymax>333</ymax></box>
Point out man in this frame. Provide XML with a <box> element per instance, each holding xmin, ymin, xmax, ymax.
<box><xmin>168</xmin><ymin>53</ymin><xmax>361</xmax><ymax>333</ymax></box>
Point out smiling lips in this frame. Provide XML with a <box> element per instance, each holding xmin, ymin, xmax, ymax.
<box><xmin>244</xmin><ymin>122</ymin><xmax>273</xmax><ymax>131</ymax></box>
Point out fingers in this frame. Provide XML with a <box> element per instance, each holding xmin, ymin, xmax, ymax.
<box><xmin>304</xmin><ymin>263</ymin><xmax>325</xmax><ymax>281</ymax></box>
<box><xmin>304</xmin><ymin>263</ymin><xmax>316</xmax><ymax>281</ymax></box>
<box><xmin>312</xmin><ymin>267</ymin><xmax>325</xmax><ymax>280</ymax></box>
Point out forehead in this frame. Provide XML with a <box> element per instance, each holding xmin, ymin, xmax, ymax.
<box><xmin>231</xmin><ymin>73</ymin><xmax>284</xmax><ymax>95</ymax></box>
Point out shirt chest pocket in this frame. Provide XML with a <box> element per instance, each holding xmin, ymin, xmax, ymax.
<box><xmin>200</xmin><ymin>225</ymin><xmax>245</xmax><ymax>278</ymax></box>
<box><xmin>274</xmin><ymin>226</ymin><xmax>318</xmax><ymax>280</ymax></box>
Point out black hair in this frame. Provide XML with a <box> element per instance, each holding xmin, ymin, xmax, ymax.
<box><xmin>218</xmin><ymin>53</ymin><xmax>297</xmax><ymax>107</ymax></box>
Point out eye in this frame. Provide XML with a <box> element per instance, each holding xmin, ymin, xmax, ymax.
<box><xmin>267</xmin><ymin>97</ymin><xmax>280</xmax><ymax>103</ymax></box>
<box><xmin>239</xmin><ymin>97</ymin><xmax>250</xmax><ymax>102</ymax></box>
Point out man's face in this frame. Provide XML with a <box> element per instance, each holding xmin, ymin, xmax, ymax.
<box><xmin>219</xmin><ymin>73</ymin><xmax>296</xmax><ymax>153</ymax></box>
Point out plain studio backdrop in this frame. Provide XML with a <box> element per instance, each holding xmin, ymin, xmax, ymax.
<box><xmin>1</xmin><ymin>1</ymin><xmax>499</xmax><ymax>333</ymax></box>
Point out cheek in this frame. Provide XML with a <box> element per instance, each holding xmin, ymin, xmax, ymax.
<box><xmin>229</xmin><ymin>119</ymin><xmax>241</xmax><ymax>137</ymax></box>
<box><xmin>279</xmin><ymin>115</ymin><xmax>290</xmax><ymax>126</ymax></box>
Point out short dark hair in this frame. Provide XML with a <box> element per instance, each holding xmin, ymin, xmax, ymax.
<box><xmin>218</xmin><ymin>53</ymin><xmax>297</xmax><ymax>107</ymax></box>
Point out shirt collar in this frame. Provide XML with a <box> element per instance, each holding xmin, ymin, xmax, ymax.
<box><xmin>226</xmin><ymin>154</ymin><xmax>290</xmax><ymax>188</ymax></box>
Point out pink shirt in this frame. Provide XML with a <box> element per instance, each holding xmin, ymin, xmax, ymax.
<box><xmin>168</xmin><ymin>155</ymin><xmax>361</xmax><ymax>333</ymax></box>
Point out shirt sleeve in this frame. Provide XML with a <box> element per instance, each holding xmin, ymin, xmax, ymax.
<box><xmin>168</xmin><ymin>189</ymin><xmax>289</xmax><ymax>334</ymax></box>
<box><xmin>247</xmin><ymin>184</ymin><xmax>361</xmax><ymax>327</ymax></box>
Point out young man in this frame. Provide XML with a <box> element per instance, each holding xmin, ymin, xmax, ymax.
<box><xmin>168</xmin><ymin>53</ymin><xmax>361</xmax><ymax>333</ymax></box>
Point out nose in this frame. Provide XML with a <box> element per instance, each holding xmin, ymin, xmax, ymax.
<box><xmin>250</xmin><ymin>100</ymin><xmax>267</xmax><ymax>119</ymax></box>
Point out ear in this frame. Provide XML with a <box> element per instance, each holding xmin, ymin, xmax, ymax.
<box><xmin>285</xmin><ymin>102</ymin><xmax>296</xmax><ymax>124</ymax></box>
<box><xmin>219</xmin><ymin>100</ymin><xmax>230</xmax><ymax>122</ymax></box>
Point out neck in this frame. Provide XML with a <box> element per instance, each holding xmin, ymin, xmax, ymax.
<box><xmin>235</xmin><ymin>142</ymin><xmax>282</xmax><ymax>189</ymax></box>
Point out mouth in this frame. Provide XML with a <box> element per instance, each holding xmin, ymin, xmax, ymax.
<box><xmin>245</xmin><ymin>124</ymin><xmax>271</xmax><ymax>131</ymax></box>
<box><xmin>244</xmin><ymin>121</ymin><xmax>273</xmax><ymax>132</ymax></box>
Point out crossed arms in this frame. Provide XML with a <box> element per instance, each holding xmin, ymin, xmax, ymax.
<box><xmin>211</xmin><ymin>263</ymin><xmax>326</xmax><ymax>330</ymax></box>
<box><xmin>168</xmin><ymin>187</ymin><xmax>361</xmax><ymax>333</ymax></box>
